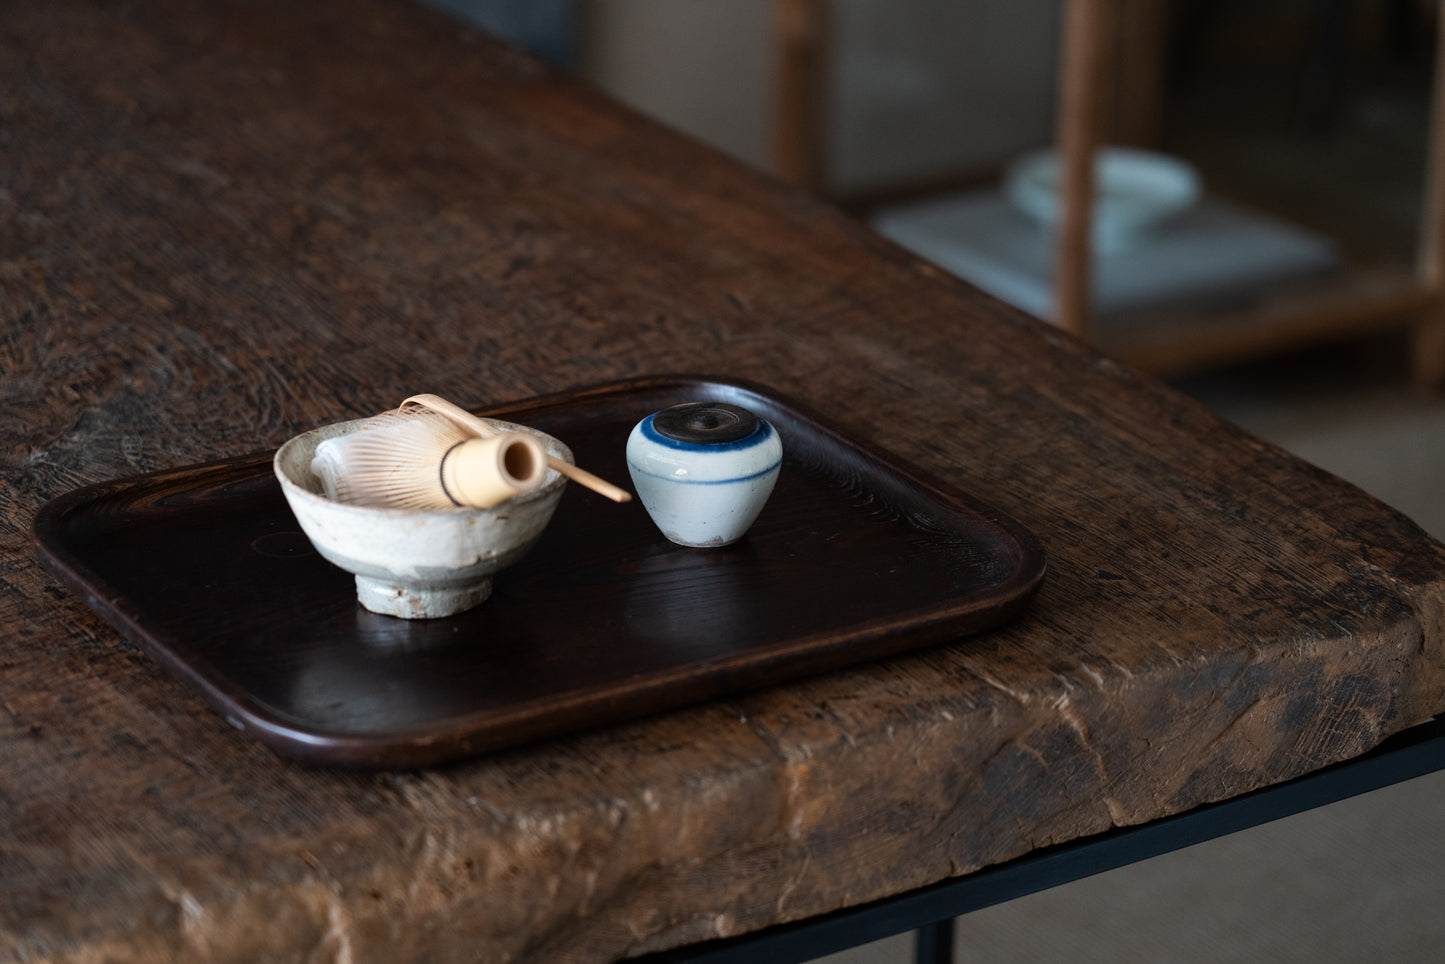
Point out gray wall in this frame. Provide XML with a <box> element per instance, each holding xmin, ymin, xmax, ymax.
<box><xmin>433</xmin><ymin>0</ymin><xmax>1062</xmax><ymax>193</ymax></box>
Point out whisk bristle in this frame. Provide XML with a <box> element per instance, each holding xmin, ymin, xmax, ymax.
<box><xmin>312</xmin><ymin>410</ymin><xmax>547</xmax><ymax>510</ymax></box>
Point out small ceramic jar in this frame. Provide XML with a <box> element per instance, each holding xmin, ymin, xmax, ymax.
<box><xmin>626</xmin><ymin>401</ymin><xmax>782</xmax><ymax>548</ymax></box>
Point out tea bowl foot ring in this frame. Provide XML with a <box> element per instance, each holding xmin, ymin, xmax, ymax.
<box><xmin>354</xmin><ymin>575</ymin><xmax>493</xmax><ymax>619</ymax></box>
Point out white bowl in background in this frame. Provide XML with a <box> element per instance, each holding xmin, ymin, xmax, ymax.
<box><xmin>1005</xmin><ymin>146</ymin><xmax>1202</xmax><ymax>253</ymax></box>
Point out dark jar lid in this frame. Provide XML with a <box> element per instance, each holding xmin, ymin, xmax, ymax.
<box><xmin>652</xmin><ymin>402</ymin><xmax>759</xmax><ymax>445</ymax></box>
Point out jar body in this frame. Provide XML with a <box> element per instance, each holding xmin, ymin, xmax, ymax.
<box><xmin>626</xmin><ymin>409</ymin><xmax>782</xmax><ymax>548</ymax></box>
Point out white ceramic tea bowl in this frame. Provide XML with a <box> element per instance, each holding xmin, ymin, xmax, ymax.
<box><xmin>626</xmin><ymin>401</ymin><xmax>782</xmax><ymax>548</ymax></box>
<box><xmin>1005</xmin><ymin>146</ymin><xmax>1201</xmax><ymax>253</ymax></box>
<box><xmin>274</xmin><ymin>416</ymin><xmax>571</xmax><ymax>619</ymax></box>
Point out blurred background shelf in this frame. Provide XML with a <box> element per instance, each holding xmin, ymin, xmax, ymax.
<box><xmin>1096</xmin><ymin>262</ymin><xmax>1434</xmax><ymax>375</ymax></box>
<box><xmin>770</xmin><ymin>0</ymin><xmax>1445</xmax><ymax>389</ymax></box>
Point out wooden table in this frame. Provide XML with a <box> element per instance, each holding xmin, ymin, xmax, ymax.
<box><xmin>4</xmin><ymin>2</ymin><xmax>1445</xmax><ymax>961</ymax></box>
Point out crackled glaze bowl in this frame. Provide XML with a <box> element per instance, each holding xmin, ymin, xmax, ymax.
<box><xmin>274</xmin><ymin>416</ymin><xmax>571</xmax><ymax>619</ymax></box>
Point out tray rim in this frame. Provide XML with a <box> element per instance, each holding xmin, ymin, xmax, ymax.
<box><xmin>32</xmin><ymin>374</ymin><xmax>1047</xmax><ymax>766</ymax></box>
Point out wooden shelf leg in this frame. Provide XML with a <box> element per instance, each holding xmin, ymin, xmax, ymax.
<box><xmin>1410</xmin><ymin>310</ymin><xmax>1445</xmax><ymax>392</ymax></box>
<box><xmin>771</xmin><ymin>0</ymin><xmax>831</xmax><ymax>191</ymax></box>
<box><xmin>1412</xmin><ymin>0</ymin><xmax>1445</xmax><ymax>392</ymax></box>
<box><xmin>1053</xmin><ymin>0</ymin><xmax>1117</xmax><ymax>338</ymax></box>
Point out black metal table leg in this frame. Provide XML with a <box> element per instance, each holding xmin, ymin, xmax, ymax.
<box><xmin>913</xmin><ymin>917</ymin><xmax>955</xmax><ymax>964</ymax></box>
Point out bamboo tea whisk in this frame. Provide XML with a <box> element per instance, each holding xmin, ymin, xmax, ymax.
<box><xmin>400</xmin><ymin>394</ymin><xmax>631</xmax><ymax>503</ymax></box>
<box><xmin>311</xmin><ymin>410</ymin><xmax>547</xmax><ymax>510</ymax></box>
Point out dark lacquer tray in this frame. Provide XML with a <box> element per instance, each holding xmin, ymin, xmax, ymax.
<box><xmin>33</xmin><ymin>376</ymin><xmax>1045</xmax><ymax>768</ymax></box>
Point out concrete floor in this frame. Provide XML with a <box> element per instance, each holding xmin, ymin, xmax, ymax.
<box><xmin>819</xmin><ymin>335</ymin><xmax>1445</xmax><ymax>963</ymax></box>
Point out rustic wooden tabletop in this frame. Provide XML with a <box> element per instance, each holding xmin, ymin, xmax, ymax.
<box><xmin>4</xmin><ymin>2</ymin><xmax>1444</xmax><ymax>961</ymax></box>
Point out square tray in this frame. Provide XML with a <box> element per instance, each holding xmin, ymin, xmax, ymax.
<box><xmin>33</xmin><ymin>376</ymin><xmax>1045</xmax><ymax>768</ymax></box>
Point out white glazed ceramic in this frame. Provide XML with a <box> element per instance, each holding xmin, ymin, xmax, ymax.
<box><xmin>274</xmin><ymin>416</ymin><xmax>571</xmax><ymax>619</ymax></box>
<box><xmin>1005</xmin><ymin>146</ymin><xmax>1201</xmax><ymax>253</ymax></box>
<box><xmin>625</xmin><ymin>402</ymin><xmax>782</xmax><ymax>548</ymax></box>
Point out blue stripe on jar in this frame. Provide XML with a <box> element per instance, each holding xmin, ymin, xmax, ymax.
<box><xmin>625</xmin><ymin>459</ymin><xmax>782</xmax><ymax>485</ymax></box>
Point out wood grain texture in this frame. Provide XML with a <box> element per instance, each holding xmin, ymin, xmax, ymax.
<box><xmin>3</xmin><ymin>2</ymin><xmax>1445</xmax><ymax>961</ymax></box>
